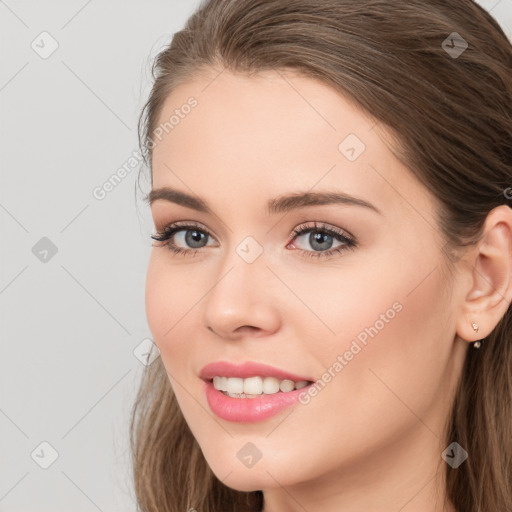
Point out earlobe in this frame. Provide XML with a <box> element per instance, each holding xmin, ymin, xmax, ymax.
<box><xmin>456</xmin><ymin>205</ymin><xmax>512</xmax><ymax>344</ymax></box>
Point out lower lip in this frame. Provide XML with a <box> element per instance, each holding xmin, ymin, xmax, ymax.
<box><xmin>204</xmin><ymin>380</ymin><xmax>312</xmax><ymax>423</ymax></box>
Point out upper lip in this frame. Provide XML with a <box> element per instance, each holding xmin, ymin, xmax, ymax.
<box><xmin>200</xmin><ymin>361</ymin><xmax>314</xmax><ymax>382</ymax></box>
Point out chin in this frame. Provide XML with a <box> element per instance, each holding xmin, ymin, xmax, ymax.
<box><xmin>205</xmin><ymin>460</ymin><xmax>274</xmax><ymax>491</ymax></box>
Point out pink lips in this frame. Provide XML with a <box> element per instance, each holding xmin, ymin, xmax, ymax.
<box><xmin>200</xmin><ymin>361</ymin><xmax>315</xmax><ymax>423</ymax></box>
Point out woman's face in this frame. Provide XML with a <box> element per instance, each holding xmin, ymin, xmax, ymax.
<box><xmin>146</xmin><ymin>68</ymin><xmax>468</xmax><ymax>498</ymax></box>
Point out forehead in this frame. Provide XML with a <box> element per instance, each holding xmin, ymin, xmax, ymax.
<box><xmin>150</xmin><ymin>69</ymin><xmax>436</xmax><ymax>221</ymax></box>
<box><xmin>152</xmin><ymin>68</ymin><xmax>374</xmax><ymax>164</ymax></box>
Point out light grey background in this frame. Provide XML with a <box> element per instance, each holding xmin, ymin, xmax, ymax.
<box><xmin>1</xmin><ymin>1</ymin><xmax>511</xmax><ymax>510</ymax></box>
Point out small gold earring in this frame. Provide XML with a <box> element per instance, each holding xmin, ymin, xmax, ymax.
<box><xmin>472</xmin><ymin>322</ymin><xmax>482</xmax><ymax>349</ymax></box>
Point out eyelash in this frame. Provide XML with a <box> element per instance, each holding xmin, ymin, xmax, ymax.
<box><xmin>150</xmin><ymin>220</ymin><xmax>357</xmax><ymax>260</ymax></box>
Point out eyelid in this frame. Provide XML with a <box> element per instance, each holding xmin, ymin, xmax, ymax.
<box><xmin>153</xmin><ymin>220</ymin><xmax>353</xmax><ymax>242</ymax></box>
<box><xmin>288</xmin><ymin>221</ymin><xmax>355</xmax><ymax>245</ymax></box>
<box><xmin>153</xmin><ymin>220</ymin><xmax>218</xmax><ymax>242</ymax></box>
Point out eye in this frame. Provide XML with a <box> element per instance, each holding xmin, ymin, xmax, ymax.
<box><xmin>287</xmin><ymin>221</ymin><xmax>357</xmax><ymax>259</ymax></box>
<box><xmin>150</xmin><ymin>221</ymin><xmax>218</xmax><ymax>257</ymax></box>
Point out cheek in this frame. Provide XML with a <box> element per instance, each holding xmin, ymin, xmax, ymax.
<box><xmin>145</xmin><ymin>251</ymin><xmax>197</xmax><ymax>355</ymax></box>
<box><xmin>290</xmin><ymin>246</ymin><xmax>450</xmax><ymax>427</ymax></box>
<box><xmin>144</xmin><ymin>250</ymin><xmax>225</xmax><ymax>409</ymax></box>
<box><xmin>144</xmin><ymin>253</ymin><xmax>168</xmax><ymax>345</ymax></box>
<box><xmin>310</xmin><ymin>260</ymin><xmax>452</xmax><ymax>448</ymax></box>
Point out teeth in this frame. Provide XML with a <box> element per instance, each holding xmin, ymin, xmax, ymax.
<box><xmin>212</xmin><ymin>375</ymin><xmax>310</xmax><ymax>396</ymax></box>
<box><xmin>244</xmin><ymin>376</ymin><xmax>263</xmax><ymax>395</ymax></box>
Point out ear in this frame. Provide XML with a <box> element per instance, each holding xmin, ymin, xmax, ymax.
<box><xmin>456</xmin><ymin>205</ymin><xmax>512</xmax><ymax>344</ymax></box>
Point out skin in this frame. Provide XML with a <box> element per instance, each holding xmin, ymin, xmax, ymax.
<box><xmin>145</xmin><ymin>68</ymin><xmax>512</xmax><ymax>512</ymax></box>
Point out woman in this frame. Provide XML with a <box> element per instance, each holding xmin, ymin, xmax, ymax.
<box><xmin>131</xmin><ymin>1</ymin><xmax>512</xmax><ymax>511</ymax></box>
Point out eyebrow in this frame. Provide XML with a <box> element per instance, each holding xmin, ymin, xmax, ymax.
<box><xmin>145</xmin><ymin>186</ymin><xmax>382</xmax><ymax>215</ymax></box>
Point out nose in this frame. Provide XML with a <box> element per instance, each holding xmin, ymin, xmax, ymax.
<box><xmin>201</xmin><ymin>252</ymin><xmax>281</xmax><ymax>340</ymax></box>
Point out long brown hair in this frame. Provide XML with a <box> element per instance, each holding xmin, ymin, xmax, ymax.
<box><xmin>131</xmin><ymin>1</ymin><xmax>512</xmax><ymax>510</ymax></box>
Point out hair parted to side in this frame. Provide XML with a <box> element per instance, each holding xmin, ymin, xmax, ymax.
<box><xmin>131</xmin><ymin>1</ymin><xmax>512</xmax><ymax>511</ymax></box>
